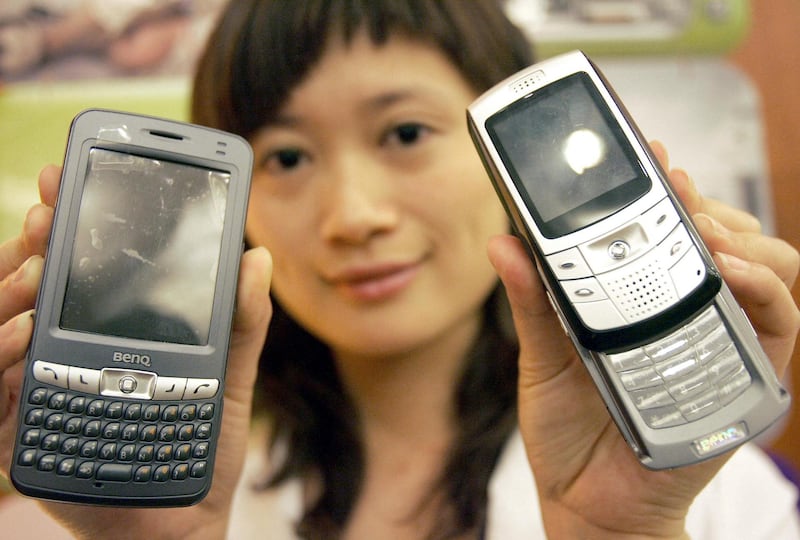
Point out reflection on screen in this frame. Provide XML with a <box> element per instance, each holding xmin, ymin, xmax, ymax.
<box><xmin>488</xmin><ymin>73</ymin><xmax>648</xmax><ymax>237</ymax></box>
<box><xmin>60</xmin><ymin>148</ymin><xmax>230</xmax><ymax>345</ymax></box>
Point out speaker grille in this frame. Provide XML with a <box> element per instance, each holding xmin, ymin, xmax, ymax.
<box><xmin>599</xmin><ymin>260</ymin><xmax>677</xmax><ymax>322</ymax></box>
<box><xmin>510</xmin><ymin>70</ymin><xmax>545</xmax><ymax>94</ymax></box>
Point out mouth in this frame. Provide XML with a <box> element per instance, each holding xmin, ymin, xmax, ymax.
<box><xmin>326</xmin><ymin>260</ymin><xmax>423</xmax><ymax>303</ymax></box>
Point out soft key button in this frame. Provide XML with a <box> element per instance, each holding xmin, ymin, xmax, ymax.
<box><xmin>642</xmin><ymin>197</ymin><xmax>681</xmax><ymax>246</ymax></box>
<box><xmin>153</xmin><ymin>376</ymin><xmax>188</xmax><ymax>400</ymax></box>
<box><xmin>184</xmin><ymin>378</ymin><xmax>219</xmax><ymax>399</ymax></box>
<box><xmin>658</xmin><ymin>223</ymin><xmax>692</xmax><ymax>268</ymax></box>
<box><xmin>32</xmin><ymin>360</ymin><xmax>69</xmax><ymax>389</ymax></box>
<box><xmin>668</xmin><ymin>247</ymin><xmax>707</xmax><ymax>298</ymax></box>
<box><xmin>572</xmin><ymin>299</ymin><xmax>627</xmax><ymax>331</ymax></box>
<box><xmin>546</xmin><ymin>247</ymin><xmax>592</xmax><ymax>280</ymax></box>
<box><xmin>68</xmin><ymin>366</ymin><xmax>101</xmax><ymax>394</ymax></box>
<box><xmin>561</xmin><ymin>276</ymin><xmax>608</xmax><ymax>303</ymax></box>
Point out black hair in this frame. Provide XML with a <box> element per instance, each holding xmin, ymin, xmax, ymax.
<box><xmin>191</xmin><ymin>1</ymin><xmax>533</xmax><ymax>538</ymax></box>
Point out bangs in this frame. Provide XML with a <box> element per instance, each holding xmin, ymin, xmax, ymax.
<box><xmin>191</xmin><ymin>0</ymin><xmax>532</xmax><ymax>139</ymax></box>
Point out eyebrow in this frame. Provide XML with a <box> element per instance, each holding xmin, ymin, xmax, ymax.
<box><xmin>266</xmin><ymin>88</ymin><xmax>446</xmax><ymax>131</ymax></box>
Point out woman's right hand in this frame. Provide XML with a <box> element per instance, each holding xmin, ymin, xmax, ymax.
<box><xmin>0</xmin><ymin>166</ymin><xmax>274</xmax><ymax>539</ymax></box>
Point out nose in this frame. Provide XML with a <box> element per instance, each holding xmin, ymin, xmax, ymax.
<box><xmin>319</xmin><ymin>154</ymin><xmax>399</xmax><ymax>245</ymax></box>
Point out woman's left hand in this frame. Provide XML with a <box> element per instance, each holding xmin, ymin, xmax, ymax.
<box><xmin>487</xmin><ymin>141</ymin><xmax>799</xmax><ymax>539</ymax></box>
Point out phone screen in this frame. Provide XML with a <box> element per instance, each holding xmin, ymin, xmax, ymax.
<box><xmin>486</xmin><ymin>72</ymin><xmax>651</xmax><ymax>238</ymax></box>
<box><xmin>60</xmin><ymin>148</ymin><xmax>231</xmax><ymax>346</ymax></box>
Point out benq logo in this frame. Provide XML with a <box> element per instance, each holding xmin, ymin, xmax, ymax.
<box><xmin>112</xmin><ymin>351</ymin><xmax>152</xmax><ymax>367</ymax></box>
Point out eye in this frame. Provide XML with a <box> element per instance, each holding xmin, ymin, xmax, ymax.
<box><xmin>383</xmin><ymin>122</ymin><xmax>430</xmax><ymax>147</ymax></box>
<box><xmin>258</xmin><ymin>148</ymin><xmax>309</xmax><ymax>174</ymax></box>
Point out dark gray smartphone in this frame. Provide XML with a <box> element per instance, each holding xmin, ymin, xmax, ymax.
<box><xmin>11</xmin><ymin>109</ymin><xmax>252</xmax><ymax>505</ymax></box>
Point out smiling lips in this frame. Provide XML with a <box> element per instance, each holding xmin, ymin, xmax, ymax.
<box><xmin>327</xmin><ymin>261</ymin><xmax>422</xmax><ymax>302</ymax></box>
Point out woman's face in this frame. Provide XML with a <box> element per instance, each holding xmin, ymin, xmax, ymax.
<box><xmin>246</xmin><ymin>32</ymin><xmax>508</xmax><ymax>358</ymax></box>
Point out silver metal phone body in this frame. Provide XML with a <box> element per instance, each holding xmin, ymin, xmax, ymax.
<box><xmin>468</xmin><ymin>51</ymin><xmax>789</xmax><ymax>469</ymax></box>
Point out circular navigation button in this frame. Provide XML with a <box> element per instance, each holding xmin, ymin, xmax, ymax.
<box><xmin>119</xmin><ymin>376</ymin><xmax>139</xmax><ymax>394</ymax></box>
<box><xmin>608</xmin><ymin>240</ymin><xmax>630</xmax><ymax>260</ymax></box>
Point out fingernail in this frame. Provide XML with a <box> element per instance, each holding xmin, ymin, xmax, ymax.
<box><xmin>13</xmin><ymin>256</ymin><xmax>39</xmax><ymax>283</ymax></box>
<box><xmin>695</xmin><ymin>214</ymin><xmax>730</xmax><ymax>237</ymax></box>
<box><xmin>716</xmin><ymin>252</ymin><xmax>751</xmax><ymax>272</ymax></box>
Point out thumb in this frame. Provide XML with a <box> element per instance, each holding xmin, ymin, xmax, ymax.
<box><xmin>224</xmin><ymin>246</ymin><xmax>273</xmax><ymax>396</ymax></box>
<box><xmin>487</xmin><ymin>234</ymin><xmax>576</xmax><ymax>384</ymax></box>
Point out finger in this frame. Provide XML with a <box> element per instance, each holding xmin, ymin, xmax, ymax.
<box><xmin>649</xmin><ymin>140</ymin><xmax>670</xmax><ymax>170</ymax></box>
<box><xmin>714</xmin><ymin>252</ymin><xmax>800</xmax><ymax>379</ymax></box>
<box><xmin>224</xmin><ymin>246</ymin><xmax>273</xmax><ymax>395</ymax></box>
<box><xmin>0</xmin><ymin>204</ymin><xmax>53</xmax><ymax>280</ymax></box>
<box><xmin>668</xmin><ymin>167</ymin><xmax>762</xmax><ymax>233</ymax></box>
<box><xmin>695</xmin><ymin>213</ymin><xmax>799</xmax><ymax>289</ymax></box>
<box><xmin>0</xmin><ymin>255</ymin><xmax>44</xmax><ymax>325</ymax></box>
<box><xmin>0</xmin><ymin>309</ymin><xmax>35</xmax><ymax>420</ymax></box>
<box><xmin>487</xmin><ymin>235</ymin><xmax>576</xmax><ymax>383</ymax></box>
<box><xmin>38</xmin><ymin>164</ymin><xmax>61</xmax><ymax>207</ymax></box>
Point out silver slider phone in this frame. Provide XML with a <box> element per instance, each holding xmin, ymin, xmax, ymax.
<box><xmin>467</xmin><ymin>50</ymin><xmax>789</xmax><ymax>469</ymax></box>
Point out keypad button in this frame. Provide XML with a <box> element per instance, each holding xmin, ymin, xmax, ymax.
<box><xmin>193</xmin><ymin>442</ymin><xmax>209</xmax><ymax>459</ymax></box>
<box><xmin>79</xmin><ymin>440</ymin><xmax>98</xmax><ymax>458</ymax></box>
<box><xmin>642</xmin><ymin>406</ymin><xmax>686</xmax><ymax>428</ymax></box>
<box><xmin>44</xmin><ymin>413</ymin><xmax>64</xmax><ymax>431</ymax></box>
<box><xmin>118</xmin><ymin>444</ymin><xmax>136</xmax><ymax>462</ymax></box>
<box><xmin>29</xmin><ymin>388</ymin><xmax>48</xmax><ymax>405</ymax></box>
<box><xmin>197</xmin><ymin>404</ymin><xmax>215</xmax><ymax>420</ymax></box>
<box><xmin>161</xmin><ymin>405</ymin><xmax>179</xmax><ymax>422</ymax></box>
<box><xmin>156</xmin><ymin>445</ymin><xmax>174</xmax><ymax>462</ymax></box>
<box><xmin>153</xmin><ymin>465</ymin><xmax>170</xmax><ymax>482</ymax></box>
<box><xmin>172</xmin><ymin>463</ymin><xmax>190</xmax><ymax>480</ymax></box>
<box><xmin>105</xmin><ymin>402</ymin><xmax>124</xmax><ymax>419</ymax></box>
<box><xmin>57</xmin><ymin>458</ymin><xmax>76</xmax><ymax>476</ymax></box>
<box><xmin>83</xmin><ymin>420</ymin><xmax>101</xmax><ymax>437</ymax></box>
<box><xmin>179</xmin><ymin>404</ymin><xmax>197</xmax><ymax>421</ymax></box>
<box><xmin>60</xmin><ymin>437</ymin><xmax>80</xmax><ymax>456</ymax></box>
<box><xmin>99</xmin><ymin>443</ymin><xmax>117</xmax><ymax>460</ymax></box>
<box><xmin>86</xmin><ymin>400</ymin><xmax>105</xmax><ymax>417</ymax></box>
<box><xmin>18</xmin><ymin>449</ymin><xmax>37</xmax><ymax>466</ymax></box>
<box><xmin>134</xmin><ymin>465</ymin><xmax>152</xmax><ymax>482</ymax></box>
<box><xmin>158</xmin><ymin>425</ymin><xmax>176</xmax><ymax>442</ymax></box>
<box><xmin>67</xmin><ymin>396</ymin><xmax>86</xmax><ymax>414</ymax></box>
<box><xmin>139</xmin><ymin>425</ymin><xmax>157</xmax><ymax>442</ymax></box>
<box><xmin>25</xmin><ymin>409</ymin><xmax>44</xmax><ymax>426</ymax></box>
<box><xmin>196</xmin><ymin>424</ymin><xmax>212</xmax><ymax>440</ymax></box>
<box><xmin>48</xmin><ymin>392</ymin><xmax>67</xmax><ymax>410</ymax></box>
<box><xmin>190</xmin><ymin>461</ymin><xmax>207</xmax><ymax>478</ymax></box>
<box><xmin>124</xmin><ymin>403</ymin><xmax>142</xmax><ymax>421</ymax></box>
<box><xmin>63</xmin><ymin>417</ymin><xmax>83</xmax><ymax>435</ymax></box>
<box><xmin>177</xmin><ymin>425</ymin><xmax>195</xmax><ymax>441</ymax></box>
<box><xmin>137</xmin><ymin>445</ymin><xmax>154</xmax><ymax>462</ymax></box>
<box><xmin>142</xmin><ymin>405</ymin><xmax>161</xmax><ymax>422</ymax></box>
<box><xmin>21</xmin><ymin>429</ymin><xmax>41</xmax><ymax>446</ymax></box>
<box><xmin>96</xmin><ymin>463</ymin><xmax>132</xmax><ymax>482</ymax></box>
<box><xmin>38</xmin><ymin>454</ymin><xmax>56</xmax><ymax>472</ymax></box>
<box><xmin>121</xmin><ymin>424</ymin><xmax>140</xmax><ymax>441</ymax></box>
<box><xmin>102</xmin><ymin>422</ymin><xmax>121</xmax><ymax>440</ymax></box>
<box><xmin>76</xmin><ymin>461</ymin><xmax>95</xmax><ymax>478</ymax></box>
<box><xmin>175</xmin><ymin>443</ymin><xmax>192</xmax><ymax>461</ymax></box>
<box><xmin>41</xmin><ymin>434</ymin><xmax>60</xmax><ymax>451</ymax></box>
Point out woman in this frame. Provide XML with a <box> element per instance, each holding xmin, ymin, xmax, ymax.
<box><xmin>1</xmin><ymin>1</ymin><xmax>798</xmax><ymax>538</ymax></box>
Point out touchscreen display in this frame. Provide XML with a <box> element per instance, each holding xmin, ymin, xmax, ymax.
<box><xmin>487</xmin><ymin>72</ymin><xmax>650</xmax><ymax>237</ymax></box>
<box><xmin>60</xmin><ymin>148</ymin><xmax>230</xmax><ymax>345</ymax></box>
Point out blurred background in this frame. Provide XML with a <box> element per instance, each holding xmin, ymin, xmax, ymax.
<box><xmin>0</xmin><ymin>0</ymin><xmax>798</xmax><ymax>513</ymax></box>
